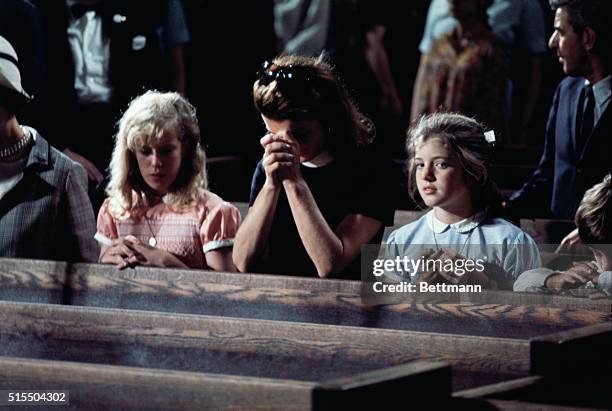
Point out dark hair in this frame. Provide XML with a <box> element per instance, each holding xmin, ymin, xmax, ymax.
<box><xmin>575</xmin><ymin>173</ymin><xmax>612</xmax><ymax>244</ymax></box>
<box><xmin>252</xmin><ymin>54</ymin><xmax>374</xmax><ymax>158</ymax></box>
<box><xmin>549</xmin><ymin>0</ymin><xmax>612</xmax><ymax>58</ymax></box>
<box><xmin>406</xmin><ymin>112</ymin><xmax>502</xmax><ymax>215</ymax></box>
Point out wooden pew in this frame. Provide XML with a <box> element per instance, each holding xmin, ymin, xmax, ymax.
<box><xmin>0</xmin><ymin>300</ymin><xmax>518</xmax><ymax>392</ymax></box>
<box><xmin>0</xmin><ymin>258</ymin><xmax>609</xmax><ymax>408</ymax></box>
<box><xmin>457</xmin><ymin>376</ymin><xmax>612</xmax><ymax>409</ymax></box>
<box><xmin>530</xmin><ymin>322</ymin><xmax>612</xmax><ymax>379</ymax></box>
<box><xmin>1</xmin><ymin>301</ymin><xmax>605</xmax><ymax>409</ymax></box>
<box><xmin>455</xmin><ymin>323</ymin><xmax>612</xmax><ymax>409</ymax></box>
<box><xmin>0</xmin><ymin>259</ymin><xmax>609</xmax><ymax>340</ymax></box>
<box><xmin>0</xmin><ymin>300</ymin><xmax>529</xmax><ymax>380</ymax></box>
<box><xmin>0</xmin><ymin>357</ymin><xmax>448</xmax><ymax>411</ymax></box>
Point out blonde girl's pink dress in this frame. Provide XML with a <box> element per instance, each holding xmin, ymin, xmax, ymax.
<box><xmin>95</xmin><ymin>189</ymin><xmax>241</xmax><ymax>269</ymax></box>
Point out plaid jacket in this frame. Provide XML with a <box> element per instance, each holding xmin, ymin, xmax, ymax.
<box><xmin>0</xmin><ymin>128</ymin><xmax>98</xmax><ymax>262</ymax></box>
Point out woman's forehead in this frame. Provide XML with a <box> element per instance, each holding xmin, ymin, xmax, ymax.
<box><xmin>262</xmin><ymin>115</ymin><xmax>319</xmax><ymax>132</ymax></box>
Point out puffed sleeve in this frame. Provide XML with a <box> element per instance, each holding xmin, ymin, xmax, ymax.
<box><xmin>200</xmin><ymin>202</ymin><xmax>241</xmax><ymax>253</ymax></box>
<box><xmin>94</xmin><ymin>198</ymin><xmax>119</xmax><ymax>246</ymax></box>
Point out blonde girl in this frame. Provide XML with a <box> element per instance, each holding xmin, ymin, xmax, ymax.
<box><xmin>96</xmin><ymin>91</ymin><xmax>240</xmax><ymax>270</ymax></box>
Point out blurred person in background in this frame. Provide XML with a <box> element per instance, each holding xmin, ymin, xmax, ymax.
<box><xmin>411</xmin><ymin>0</ymin><xmax>508</xmax><ymax>140</ymax></box>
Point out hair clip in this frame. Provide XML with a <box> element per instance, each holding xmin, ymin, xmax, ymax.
<box><xmin>484</xmin><ymin>130</ymin><xmax>496</xmax><ymax>143</ymax></box>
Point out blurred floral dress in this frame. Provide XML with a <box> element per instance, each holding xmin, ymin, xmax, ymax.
<box><xmin>411</xmin><ymin>25</ymin><xmax>508</xmax><ymax>140</ymax></box>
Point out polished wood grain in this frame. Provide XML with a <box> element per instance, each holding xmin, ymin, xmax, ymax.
<box><xmin>0</xmin><ymin>259</ymin><xmax>608</xmax><ymax>340</ymax></box>
<box><xmin>0</xmin><ymin>356</ymin><xmax>313</xmax><ymax>411</ymax></box>
<box><xmin>0</xmin><ymin>301</ymin><xmax>530</xmax><ymax>382</ymax></box>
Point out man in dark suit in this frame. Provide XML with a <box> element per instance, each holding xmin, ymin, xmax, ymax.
<box><xmin>507</xmin><ymin>0</ymin><xmax>611</xmax><ymax>222</ymax></box>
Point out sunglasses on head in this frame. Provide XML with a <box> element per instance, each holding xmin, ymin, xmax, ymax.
<box><xmin>257</xmin><ymin>61</ymin><xmax>312</xmax><ymax>85</ymax></box>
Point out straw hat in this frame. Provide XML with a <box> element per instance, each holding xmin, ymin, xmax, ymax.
<box><xmin>0</xmin><ymin>35</ymin><xmax>32</xmax><ymax>101</ymax></box>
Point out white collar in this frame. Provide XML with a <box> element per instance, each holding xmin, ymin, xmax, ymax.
<box><xmin>301</xmin><ymin>150</ymin><xmax>334</xmax><ymax>168</ymax></box>
<box><xmin>585</xmin><ymin>75</ymin><xmax>611</xmax><ymax>109</ymax></box>
<box><xmin>427</xmin><ymin>209</ymin><xmax>486</xmax><ymax>234</ymax></box>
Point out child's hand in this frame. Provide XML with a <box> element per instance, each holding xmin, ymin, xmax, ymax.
<box><xmin>544</xmin><ymin>262</ymin><xmax>597</xmax><ymax>290</ymax></box>
<box><xmin>99</xmin><ymin>236</ymin><xmax>142</xmax><ymax>268</ymax></box>
<box><xmin>565</xmin><ymin>261</ymin><xmax>599</xmax><ymax>281</ymax></box>
<box><xmin>122</xmin><ymin>242</ymin><xmax>188</xmax><ymax>269</ymax></box>
<box><xmin>545</xmin><ymin>272</ymin><xmax>586</xmax><ymax>290</ymax></box>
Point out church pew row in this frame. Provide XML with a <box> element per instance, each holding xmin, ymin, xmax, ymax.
<box><xmin>458</xmin><ymin>377</ymin><xmax>611</xmax><ymax>410</ymax></box>
<box><xmin>2</xmin><ymin>258</ymin><xmax>610</xmax><ymax>316</ymax></box>
<box><xmin>0</xmin><ymin>258</ymin><xmax>609</xmax><ymax>408</ymax></box>
<box><xmin>0</xmin><ymin>301</ymin><xmax>608</xmax><ymax>409</ymax></box>
<box><xmin>0</xmin><ymin>259</ymin><xmax>609</xmax><ymax>339</ymax></box>
<box><xmin>0</xmin><ymin>301</ymin><xmax>527</xmax><ymax>391</ymax></box>
<box><xmin>0</xmin><ymin>356</ymin><xmax>449</xmax><ymax>411</ymax></box>
<box><xmin>4</xmin><ymin>358</ymin><xmax>603</xmax><ymax>411</ymax></box>
<box><xmin>456</xmin><ymin>322</ymin><xmax>612</xmax><ymax>409</ymax></box>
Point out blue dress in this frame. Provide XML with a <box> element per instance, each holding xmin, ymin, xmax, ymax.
<box><xmin>384</xmin><ymin>210</ymin><xmax>541</xmax><ymax>288</ymax></box>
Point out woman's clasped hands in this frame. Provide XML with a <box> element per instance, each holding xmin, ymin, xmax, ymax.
<box><xmin>261</xmin><ymin>132</ymin><xmax>302</xmax><ymax>188</ymax></box>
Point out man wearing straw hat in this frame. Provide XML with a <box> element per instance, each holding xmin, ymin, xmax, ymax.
<box><xmin>0</xmin><ymin>35</ymin><xmax>97</xmax><ymax>262</ymax></box>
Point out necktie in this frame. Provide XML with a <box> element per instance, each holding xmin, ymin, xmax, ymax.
<box><xmin>578</xmin><ymin>84</ymin><xmax>595</xmax><ymax>153</ymax></box>
<box><xmin>70</xmin><ymin>2</ymin><xmax>103</xmax><ymax>19</ymax></box>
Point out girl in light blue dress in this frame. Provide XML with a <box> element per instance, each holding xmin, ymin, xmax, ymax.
<box><xmin>385</xmin><ymin>113</ymin><xmax>540</xmax><ymax>289</ymax></box>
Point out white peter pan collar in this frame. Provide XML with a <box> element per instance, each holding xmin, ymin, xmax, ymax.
<box><xmin>301</xmin><ymin>150</ymin><xmax>334</xmax><ymax>168</ymax></box>
<box><xmin>427</xmin><ymin>210</ymin><xmax>486</xmax><ymax>234</ymax></box>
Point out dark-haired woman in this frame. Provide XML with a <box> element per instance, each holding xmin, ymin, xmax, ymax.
<box><xmin>233</xmin><ymin>54</ymin><xmax>395</xmax><ymax>279</ymax></box>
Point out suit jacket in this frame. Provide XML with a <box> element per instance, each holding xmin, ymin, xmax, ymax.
<box><xmin>511</xmin><ymin>76</ymin><xmax>612</xmax><ymax>219</ymax></box>
<box><xmin>0</xmin><ymin>128</ymin><xmax>98</xmax><ymax>262</ymax></box>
